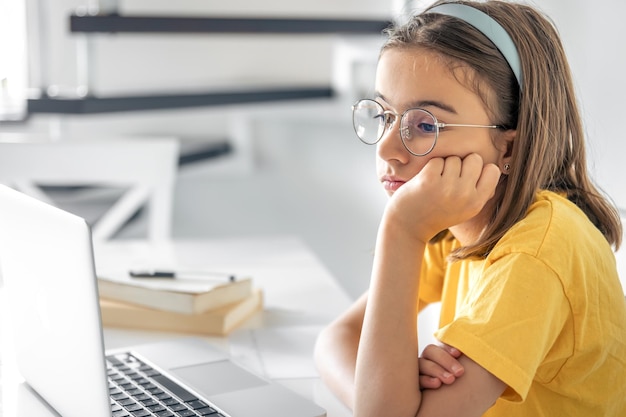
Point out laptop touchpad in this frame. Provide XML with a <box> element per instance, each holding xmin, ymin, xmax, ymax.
<box><xmin>171</xmin><ymin>360</ymin><xmax>268</xmax><ymax>396</ymax></box>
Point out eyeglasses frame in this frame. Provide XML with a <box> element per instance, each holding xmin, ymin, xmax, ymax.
<box><xmin>352</xmin><ymin>98</ymin><xmax>502</xmax><ymax>156</ymax></box>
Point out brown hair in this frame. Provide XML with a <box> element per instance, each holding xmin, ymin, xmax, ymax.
<box><xmin>382</xmin><ymin>0</ymin><xmax>622</xmax><ymax>257</ymax></box>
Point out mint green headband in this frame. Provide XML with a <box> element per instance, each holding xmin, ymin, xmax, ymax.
<box><xmin>427</xmin><ymin>3</ymin><xmax>523</xmax><ymax>89</ymax></box>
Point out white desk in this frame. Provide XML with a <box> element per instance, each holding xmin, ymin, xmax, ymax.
<box><xmin>1</xmin><ymin>236</ymin><xmax>354</xmax><ymax>417</ymax></box>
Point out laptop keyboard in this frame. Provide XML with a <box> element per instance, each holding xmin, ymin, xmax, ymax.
<box><xmin>107</xmin><ymin>353</ymin><xmax>226</xmax><ymax>417</ymax></box>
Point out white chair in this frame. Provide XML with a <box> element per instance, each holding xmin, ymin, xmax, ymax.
<box><xmin>0</xmin><ymin>135</ymin><xmax>179</xmax><ymax>241</ymax></box>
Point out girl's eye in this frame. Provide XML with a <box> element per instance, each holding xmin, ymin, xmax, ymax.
<box><xmin>376</xmin><ymin>113</ymin><xmax>397</xmax><ymax>129</ymax></box>
<box><xmin>416</xmin><ymin>122</ymin><xmax>437</xmax><ymax>133</ymax></box>
<box><xmin>373</xmin><ymin>113</ymin><xmax>386</xmax><ymax>123</ymax></box>
<box><xmin>404</xmin><ymin>109</ymin><xmax>438</xmax><ymax>139</ymax></box>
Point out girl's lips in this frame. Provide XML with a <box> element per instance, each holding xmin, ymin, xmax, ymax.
<box><xmin>381</xmin><ymin>177</ymin><xmax>406</xmax><ymax>192</ymax></box>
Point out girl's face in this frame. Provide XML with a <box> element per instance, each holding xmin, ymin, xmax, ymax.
<box><xmin>375</xmin><ymin>47</ymin><xmax>509</xmax><ymax>196</ymax></box>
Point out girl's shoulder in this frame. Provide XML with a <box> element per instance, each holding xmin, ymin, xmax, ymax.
<box><xmin>491</xmin><ymin>189</ymin><xmax>614</xmax><ymax>268</ymax></box>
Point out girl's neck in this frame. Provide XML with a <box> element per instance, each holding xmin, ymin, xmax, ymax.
<box><xmin>448</xmin><ymin>203</ymin><xmax>494</xmax><ymax>246</ymax></box>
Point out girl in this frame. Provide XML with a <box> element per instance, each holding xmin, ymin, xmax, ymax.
<box><xmin>314</xmin><ymin>1</ymin><xmax>626</xmax><ymax>416</ymax></box>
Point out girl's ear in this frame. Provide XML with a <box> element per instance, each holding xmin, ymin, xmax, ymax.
<box><xmin>497</xmin><ymin>129</ymin><xmax>516</xmax><ymax>174</ymax></box>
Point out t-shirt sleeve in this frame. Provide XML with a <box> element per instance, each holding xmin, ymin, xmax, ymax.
<box><xmin>434</xmin><ymin>252</ymin><xmax>571</xmax><ymax>402</ymax></box>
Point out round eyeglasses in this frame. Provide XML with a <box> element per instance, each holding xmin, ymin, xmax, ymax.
<box><xmin>352</xmin><ymin>99</ymin><xmax>501</xmax><ymax>156</ymax></box>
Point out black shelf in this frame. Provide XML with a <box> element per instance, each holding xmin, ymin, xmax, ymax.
<box><xmin>70</xmin><ymin>14</ymin><xmax>392</xmax><ymax>34</ymax></box>
<box><xmin>27</xmin><ymin>86</ymin><xmax>334</xmax><ymax>114</ymax></box>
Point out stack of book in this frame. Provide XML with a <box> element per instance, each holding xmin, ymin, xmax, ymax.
<box><xmin>97</xmin><ymin>270</ymin><xmax>262</xmax><ymax>336</ymax></box>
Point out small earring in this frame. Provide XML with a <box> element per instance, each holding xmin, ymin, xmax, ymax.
<box><xmin>504</xmin><ymin>163</ymin><xmax>511</xmax><ymax>172</ymax></box>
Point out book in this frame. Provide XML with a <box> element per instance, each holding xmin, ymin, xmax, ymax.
<box><xmin>99</xmin><ymin>288</ymin><xmax>263</xmax><ymax>336</ymax></box>
<box><xmin>97</xmin><ymin>271</ymin><xmax>253</xmax><ymax>314</ymax></box>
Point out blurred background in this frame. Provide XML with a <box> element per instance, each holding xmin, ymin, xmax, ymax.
<box><xmin>0</xmin><ymin>0</ymin><xmax>624</xmax><ymax>300</ymax></box>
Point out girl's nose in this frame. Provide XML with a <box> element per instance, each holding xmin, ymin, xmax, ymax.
<box><xmin>376</xmin><ymin>118</ymin><xmax>410</xmax><ymax>164</ymax></box>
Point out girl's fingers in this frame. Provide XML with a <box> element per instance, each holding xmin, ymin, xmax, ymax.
<box><xmin>419</xmin><ymin>356</ymin><xmax>456</xmax><ymax>382</ymax></box>
<box><xmin>420</xmin><ymin>375</ymin><xmax>443</xmax><ymax>390</ymax></box>
<box><xmin>440</xmin><ymin>343</ymin><xmax>462</xmax><ymax>358</ymax></box>
<box><xmin>421</xmin><ymin>344</ymin><xmax>465</xmax><ymax>377</ymax></box>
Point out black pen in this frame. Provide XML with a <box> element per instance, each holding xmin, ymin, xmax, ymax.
<box><xmin>129</xmin><ymin>269</ymin><xmax>236</xmax><ymax>282</ymax></box>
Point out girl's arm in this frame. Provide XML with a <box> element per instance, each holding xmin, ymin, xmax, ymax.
<box><xmin>314</xmin><ymin>296</ymin><xmax>466</xmax><ymax>409</ymax></box>
<box><xmin>314</xmin><ymin>292</ymin><xmax>367</xmax><ymax>410</ymax></box>
<box><xmin>354</xmin><ymin>219</ymin><xmax>505</xmax><ymax>416</ymax></box>
<box><xmin>353</xmin><ymin>219</ymin><xmax>425</xmax><ymax>416</ymax></box>
<box><xmin>354</xmin><ymin>154</ymin><xmax>505</xmax><ymax>417</ymax></box>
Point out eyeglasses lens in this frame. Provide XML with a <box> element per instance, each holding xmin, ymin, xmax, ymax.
<box><xmin>401</xmin><ymin>108</ymin><xmax>438</xmax><ymax>155</ymax></box>
<box><xmin>352</xmin><ymin>100</ymin><xmax>385</xmax><ymax>145</ymax></box>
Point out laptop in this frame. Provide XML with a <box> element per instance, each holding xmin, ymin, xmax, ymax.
<box><xmin>0</xmin><ymin>184</ymin><xmax>326</xmax><ymax>417</ymax></box>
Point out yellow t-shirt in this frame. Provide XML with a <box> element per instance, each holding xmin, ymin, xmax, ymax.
<box><xmin>419</xmin><ymin>190</ymin><xmax>626</xmax><ymax>416</ymax></box>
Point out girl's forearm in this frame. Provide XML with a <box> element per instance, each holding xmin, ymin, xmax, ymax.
<box><xmin>353</xmin><ymin>217</ymin><xmax>426</xmax><ymax>417</ymax></box>
<box><xmin>314</xmin><ymin>323</ymin><xmax>359</xmax><ymax>410</ymax></box>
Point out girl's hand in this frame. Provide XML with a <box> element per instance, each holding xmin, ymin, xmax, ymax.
<box><xmin>385</xmin><ymin>153</ymin><xmax>501</xmax><ymax>243</ymax></box>
<box><xmin>419</xmin><ymin>344</ymin><xmax>465</xmax><ymax>389</ymax></box>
